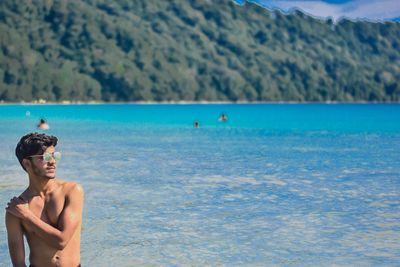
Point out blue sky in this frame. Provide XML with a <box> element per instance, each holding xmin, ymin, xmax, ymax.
<box><xmin>248</xmin><ymin>0</ymin><xmax>400</xmax><ymax>21</ymax></box>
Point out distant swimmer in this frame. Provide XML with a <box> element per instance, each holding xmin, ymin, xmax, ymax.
<box><xmin>218</xmin><ymin>113</ymin><xmax>228</xmax><ymax>122</ymax></box>
<box><xmin>194</xmin><ymin>121</ymin><xmax>200</xmax><ymax>128</ymax></box>
<box><xmin>37</xmin><ymin>118</ymin><xmax>50</xmax><ymax>130</ymax></box>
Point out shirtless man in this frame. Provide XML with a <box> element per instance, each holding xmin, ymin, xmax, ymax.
<box><xmin>5</xmin><ymin>133</ymin><xmax>84</xmax><ymax>267</ymax></box>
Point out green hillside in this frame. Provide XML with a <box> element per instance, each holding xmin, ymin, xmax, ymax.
<box><xmin>0</xmin><ymin>0</ymin><xmax>399</xmax><ymax>102</ymax></box>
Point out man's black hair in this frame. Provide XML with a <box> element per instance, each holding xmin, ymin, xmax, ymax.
<box><xmin>15</xmin><ymin>132</ymin><xmax>58</xmax><ymax>171</ymax></box>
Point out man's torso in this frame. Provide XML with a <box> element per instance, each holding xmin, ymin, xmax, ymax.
<box><xmin>20</xmin><ymin>181</ymin><xmax>81</xmax><ymax>267</ymax></box>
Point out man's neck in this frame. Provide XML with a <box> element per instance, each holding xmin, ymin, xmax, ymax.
<box><xmin>27</xmin><ymin>176</ymin><xmax>58</xmax><ymax>197</ymax></box>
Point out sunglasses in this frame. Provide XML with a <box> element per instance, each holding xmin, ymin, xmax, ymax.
<box><xmin>27</xmin><ymin>151</ymin><xmax>62</xmax><ymax>162</ymax></box>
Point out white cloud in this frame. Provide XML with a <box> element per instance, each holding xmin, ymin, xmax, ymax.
<box><xmin>255</xmin><ymin>0</ymin><xmax>400</xmax><ymax>21</ymax></box>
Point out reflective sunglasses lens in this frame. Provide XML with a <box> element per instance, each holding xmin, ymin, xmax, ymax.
<box><xmin>42</xmin><ymin>152</ymin><xmax>61</xmax><ymax>162</ymax></box>
<box><xmin>53</xmin><ymin>152</ymin><xmax>61</xmax><ymax>161</ymax></box>
<box><xmin>43</xmin><ymin>152</ymin><xmax>53</xmax><ymax>162</ymax></box>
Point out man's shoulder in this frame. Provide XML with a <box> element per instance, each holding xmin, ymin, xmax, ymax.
<box><xmin>19</xmin><ymin>188</ymin><xmax>31</xmax><ymax>201</ymax></box>
<box><xmin>62</xmin><ymin>182</ymin><xmax>84</xmax><ymax>199</ymax></box>
<box><xmin>59</xmin><ymin>181</ymin><xmax>84</xmax><ymax>198</ymax></box>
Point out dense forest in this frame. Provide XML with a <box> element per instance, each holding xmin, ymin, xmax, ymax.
<box><xmin>0</xmin><ymin>0</ymin><xmax>399</xmax><ymax>102</ymax></box>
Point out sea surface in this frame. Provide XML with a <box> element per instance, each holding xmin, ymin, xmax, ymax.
<box><xmin>0</xmin><ymin>104</ymin><xmax>399</xmax><ymax>266</ymax></box>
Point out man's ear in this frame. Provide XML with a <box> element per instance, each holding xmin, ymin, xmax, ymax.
<box><xmin>22</xmin><ymin>158</ymin><xmax>31</xmax><ymax>171</ymax></box>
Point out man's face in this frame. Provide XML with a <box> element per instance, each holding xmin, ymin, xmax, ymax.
<box><xmin>26</xmin><ymin>146</ymin><xmax>57</xmax><ymax>180</ymax></box>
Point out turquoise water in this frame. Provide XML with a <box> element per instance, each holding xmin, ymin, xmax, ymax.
<box><xmin>0</xmin><ymin>104</ymin><xmax>399</xmax><ymax>266</ymax></box>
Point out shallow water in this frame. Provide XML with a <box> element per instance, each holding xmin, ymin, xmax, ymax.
<box><xmin>0</xmin><ymin>104</ymin><xmax>399</xmax><ymax>266</ymax></box>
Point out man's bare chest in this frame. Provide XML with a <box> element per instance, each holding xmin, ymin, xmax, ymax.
<box><xmin>26</xmin><ymin>195</ymin><xmax>65</xmax><ymax>228</ymax></box>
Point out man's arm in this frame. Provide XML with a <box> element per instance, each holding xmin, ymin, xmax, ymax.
<box><xmin>5</xmin><ymin>212</ymin><xmax>26</xmax><ymax>267</ymax></box>
<box><xmin>6</xmin><ymin>184</ymin><xmax>84</xmax><ymax>250</ymax></box>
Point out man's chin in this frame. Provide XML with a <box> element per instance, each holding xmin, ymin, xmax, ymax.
<box><xmin>46</xmin><ymin>170</ymin><xmax>56</xmax><ymax>179</ymax></box>
<box><xmin>43</xmin><ymin>174</ymin><xmax>56</xmax><ymax>180</ymax></box>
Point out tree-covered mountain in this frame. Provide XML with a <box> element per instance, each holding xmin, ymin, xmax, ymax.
<box><xmin>0</xmin><ymin>0</ymin><xmax>399</xmax><ymax>102</ymax></box>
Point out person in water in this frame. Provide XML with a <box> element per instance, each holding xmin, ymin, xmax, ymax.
<box><xmin>218</xmin><ymin>113</ymin><xmax>228</xmax><ymax>122</ymax></box>
<box><xmin>194</xmin><ymin>120</ymin><xmax>200</xmax><ymax>128</ymax></box>
<box><xmin>37</xmin><ymin>118</ymin><xmax>50</xmax><ymax>130</ymax></box>
<box><xmin>5</xmin><ymin>133</ymin><xmax>84</xmax><ymax>267</ymax></box>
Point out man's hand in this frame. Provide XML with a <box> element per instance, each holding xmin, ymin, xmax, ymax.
<box><xmin>6</xmin><ymin>197</ymin><xmax>31</xmax><ymax>220</ymax></box>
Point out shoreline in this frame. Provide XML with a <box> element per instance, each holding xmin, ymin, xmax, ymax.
<box><xmin>1</xmin><ymin>100</ymin><xmax>400</xmax><ymax>105</ymax></box>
